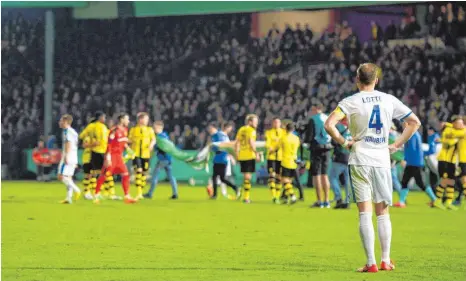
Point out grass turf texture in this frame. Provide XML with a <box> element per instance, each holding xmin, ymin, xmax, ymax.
<box><xmin>2</xmin><ymin>181</ymin><xmax>466</xmax><ymax>281</ymax></box>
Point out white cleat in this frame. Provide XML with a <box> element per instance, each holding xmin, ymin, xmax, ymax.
<box><xmin>134</xmin><ymin>195</ymin><xmax>144</xmax><ymax>200</ymax></box>
<box><xmin>109</xmin><ymin>195</ymin><xmax>122</xmax><ymax>201</ymax></box>
<box><xmin>84</xmin><ymin>194</ymin><xmax>94</xmax><ymax>200</ymax></box>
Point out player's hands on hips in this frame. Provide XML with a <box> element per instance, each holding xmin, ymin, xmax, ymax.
<box><xmin>388</xmin><ymin>143</ymin><xmax>400</xmax><ymax>154</ymax></box>
<box><xmin>346</xmin><ymin>140</ymin><xmax>355</xmax><ymax>149</ymax></box>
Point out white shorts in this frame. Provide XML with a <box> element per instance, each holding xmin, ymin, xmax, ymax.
<box><xmin>58</xmin><ymin>161</ymin><xmax>76</xmax><ymax>177</ymax></box>
<box><xmin>349</xmin><ymin>165</ymin><xmax>393</xmax><ymax>206</ymax></box>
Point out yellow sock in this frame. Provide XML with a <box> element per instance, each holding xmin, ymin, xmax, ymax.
<box><xmin>445</xmin><ymin>186</ymin><xmax>455</xmax><ymax>206</ymax></box>
<box><xmin>435</xmin><ymin>185</ymin><xmax>445</xmax><ymax>198</ymax></box>
<box><xmin>243</xmin><ymin>179</ymin><xmax>251</xmax><ymax>200</ymax></box>
<box><xmin>82</xmin><ymin>177</ymin><xmax>90</xmax><ymax>194</ymax></box>
<box><xmin>136</xmin><ymin>172</ymin><xmax>143</xmax><ymax>197</ymax></box>
<box><xmin>275</xmin><ymin>177</ymin><xmax>282</xmax><ymax>199</ymax></box>
<box><xmin>268</xmin><ymin>177</ymin><xmax>276</xmax><ymax>198</ymax></box>
<box><xmin>106</xmin><ymin>172</ymin><xmax>115</xmax><ymax>196</ymax></box>
<box><xmin>285</xmin><ymin>182</ymin><xmax>294</xmax><ymax>197</ymax></box>
<box><xmin>141</xmin><ymin>174</ymin><xmax>147</xmax><ymax>191</ymax></box>
<box><xmin>90</xmin><ymin>177</ymin><xmax>97</xmax><ymax>195</ymax></box>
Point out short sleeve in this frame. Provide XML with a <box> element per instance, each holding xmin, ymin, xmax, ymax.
<box><xmin>337</xmin><ymin>98</ymin><xmax>352</xmax><ymax>116</ymax></box>
<box><xmin>391</xmin><ymin>96</ymin><xmax>412</xmax><ymax>121</ymax></box>
<box><xmin>63</xmin><ymin>130</ymin><xmax>70</xmax><ymax>142</ymax></box>
<box><xmin>235</xmin><ymin>128</ymin><xmax>242</xmax><ymax>141</ymax></box>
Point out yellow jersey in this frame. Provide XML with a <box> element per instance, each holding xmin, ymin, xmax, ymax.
<box><xmin>265</xmin><ymin>128</ymin><xmax>285</xmax><ymax>161</ymax></box>
<box><xmin>236</xmin><ymin>125</ymin><xmax>257</xmax><ymax>161</ymax></box>
<box><xmin>456</xmin><ymin>128</ymin><xmax>466</xmax><ymax>163</ymax></box>
<box><xmin>437</xmin><ymin>126</ymin><xmax>465</xmax><ymax>163</ymax></box>
<box><xmin>82</xmin><ymin>136</ymin><xmax>92</xmax><ymax>164</ymax></box>
<box><xmin>83</xmin><ymin>122</ymin><xmax>109</xmax><ymax>154</ymax></box>
<box><xmin>128</xmin><ymin>125</ymin><xmax>156</xmax><ymax>159</ymax></box>
<box><xmin>280</xmin><ymin>132</ymin><xmax>300</xmax><ymax>170</ymax></box>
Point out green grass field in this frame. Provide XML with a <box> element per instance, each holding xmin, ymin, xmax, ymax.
<box><xmin>2</xmin><ymin>181</ymin><xmax>465</xmax><ymax>281</ymax></box>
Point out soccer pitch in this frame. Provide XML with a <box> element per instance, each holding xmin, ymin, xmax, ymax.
<box><xmin>2</xmin><ymin>181</ymin><xmax>465</xmax><ymax>281</ymax></box>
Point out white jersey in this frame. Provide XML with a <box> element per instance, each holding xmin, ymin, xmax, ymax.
<box><xmin>62</xmin><ymin>127</ymin><xmax>79</xmax><ymax>164</ymax></box>
<box><xmin>338</xmin><ymin>90</ymin><xmax>412</xmax><ymax>169</ymax></box>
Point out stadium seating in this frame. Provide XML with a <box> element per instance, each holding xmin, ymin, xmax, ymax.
<box><xmin>1</xmin><ymin>4</ymin><xmax>465</xmax><ymax>178</ymax></box>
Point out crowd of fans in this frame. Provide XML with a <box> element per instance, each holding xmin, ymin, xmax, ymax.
<box><xmin>1</xmin><ymin>3</ymin><xmax>466</xmax><ymax>177</ymax></box>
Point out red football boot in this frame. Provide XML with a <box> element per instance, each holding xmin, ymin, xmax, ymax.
<box><xmin>357</xmin><ymin>264</ymin><xmax>378</xmax><ymax>273</ymax></box>
<box><xmin>124</xmin><ymin>197</ymin><xmax>137</xmax><ymax>204</ymax></box>
<box><xmin>380</xmin><ymin>260</ymin><xmax>395</xmax><ymax>271</ymax></box>
<box><xmin>393</xmin><ymin>202</ymin><xmax>406</xmax><ymax>208</ymax></box>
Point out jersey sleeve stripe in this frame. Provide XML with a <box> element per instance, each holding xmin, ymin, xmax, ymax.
<box><xmin>399</xmin><ymin>111</ymin><xmax>412</xmax><ymax>122</ymax></box>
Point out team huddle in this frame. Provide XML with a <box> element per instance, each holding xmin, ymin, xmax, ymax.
<box><xmin>56</xmin><ymin>62</ymin><xmax>465</xmax><ymax>273</ymax></box>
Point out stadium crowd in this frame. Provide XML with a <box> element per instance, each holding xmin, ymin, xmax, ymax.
<box><xmin>1</xmin><ymin>3</ymin><xmax>465</xmax><ymax>177</ymax></box>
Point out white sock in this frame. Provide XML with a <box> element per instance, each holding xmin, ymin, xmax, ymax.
<box><xmin>359</xmin><ymin>212</ymin><xmax>376</xmax><ymax>265</ymax></box>
<box><xmin>62</xmin><ymin>177</ymin><xmax>81</xmax><ymax>193</ymax></box>
<box><xmin>66</xmin><ymin>186</ymin><xmax>73</xmax><ymax>202</ymax></box>
<box><xmin>377</xmin><ymin>214</ymin><xmax>392</xmax><ymax>263</ymax></box>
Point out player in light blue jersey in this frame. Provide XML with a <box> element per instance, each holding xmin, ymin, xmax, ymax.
<box><xmin>207</xmin><ymin>122</ymin><xmax>239</xmax><ymax>199</ymax></box>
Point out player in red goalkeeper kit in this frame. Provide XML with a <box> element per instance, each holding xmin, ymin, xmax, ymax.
<box><xmin>94</xmin><ymin>113</ymin><xmax>137</xmax><ymax>204</ymax></box>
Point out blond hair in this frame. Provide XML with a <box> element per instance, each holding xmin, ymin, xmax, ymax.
<box><xmin>245</xmin><ymin>114</ymin><xmax>258</xmax><ymax>124</ymax></box>
<box><xmin>61</xmin><ymin>114</ymin><xmax>73</xmax><ymax>124</ymax></box>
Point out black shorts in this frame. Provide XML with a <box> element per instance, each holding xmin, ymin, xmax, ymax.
<box><xmin>133</xmin><ymin>157</ymin><xmax>150</xmax><ymax>171</ymax></box>
<box><xmin>438</xmin><ymin>161</ymin><xmax>456</xmax><ymax>179</ymax></box>
<box><xmin>281</xmin><ymin>167</ymin><xmax>295</xmax><ymax>178</ymax></box>
<box><xmin>267</xmin><ymin>160</ymin><xmax>281</xmax><ymax>174</ymax></box>
<box><xmin>310</xmin><ymin>148</ymin><xmax>330</xmax><ymax>176</ymax></box>
<box><xmin>401</xmin><ymin>165</ymin><xmax>426</xmax><ymax>190</ymax></box>
<box><xmin>239</xmin><ymin>160</ymin><xmax>255</xmax><ymax>173</ymax></box>
<box><xmin>459</xmin><ymin>163</ymin><xmax>466</xmax><ymax>177</ymax></box>
<box><xmin>82</xmin><ymin>163</ymin><xmax>92</xmax><ymax>174</ymax></box>
<box><xmin>91</xmin><ymin>152</ymin><xmax>105</xmax><ymax>171</ymax></box>
<box><xmin>213</xmin><ymin>163</ymin><xmax>227</xmax><ymax>178</ymax></box>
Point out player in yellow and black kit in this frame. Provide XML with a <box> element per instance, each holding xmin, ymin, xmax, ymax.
<box><xmin>129</xmin><ymin>112</ymin><xmax>156</xmax><ymax>200</ymax></box>
<box><xmin>265</xmin><ymin>117</ymin><xmax>285</xmax><ymax>203</ymax></box>
<box><xmin>235</xmin><ymin>114</ymin><xmax>259</xmax><ymax>204</ymax></box>
<box><xmin>79</xmin><ymin>118</ymin><xmax>96</xmax><ymax>199</ymax></box>
<box><xmin>433</xmin><ymin>116</ymin><xmax>465</xmax><ymax>210</ymax></box>
<box><xmin>79</xmin><ymin>118</ymin><xmax>97</xmax><ymax>198</ymax></box>
<box><xmin>275</xmin><ymin>122</ymin><xmax>300</xmax><ymax>205</ymax></box>
<box><xmin>80</xmin><ymin>112</ymin><xmax>110</xmax><ymax>197</ymax></box>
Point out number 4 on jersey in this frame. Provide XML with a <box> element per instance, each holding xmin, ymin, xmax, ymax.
<box><xmin>368</xmin><ymin>105</ymin><xmax>383</xmax><ymax>134</ymax></box>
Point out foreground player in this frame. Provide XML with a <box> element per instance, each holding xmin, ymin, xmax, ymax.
<box><xmin>235</xmin><ymin>114</ymin><xmax>259</xmax><ymax>203</ymax></box>
<box><xmin>94</xmin><ymin>113</ymin><xmax>137</xmax><ymax>204</ymax></box>
<box><xmin>207</xmin><ymin>122</ymin><xmax>239</xmax><ymax>199</ymax></box>
<box><xmin>277</xmin><ymin>122</ymin><xmax>300</xmax><ymax>204</ymax></box>
<box><xmin>129</xmin><ymin>112</ymin><xmax>156</xmax><ymax>200</ymax></box>
<box><xmin>58</xmin><ymin>114</ymin><xmax>81</xmax><ymax>203</ymax></box>
<box><xmin>265</xmin><ymin>117</ymin><xmax>285</xmax><ymax>203</ymax></box>
<box><xmin>433</xmin><ymin>116</ymin><xmax>465</xmax><ymax>210</ymax></box>
<box><xmin>325</xmin><ymin>63</ymin><xmax>420</xmax><ymax>272</ymax></box>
